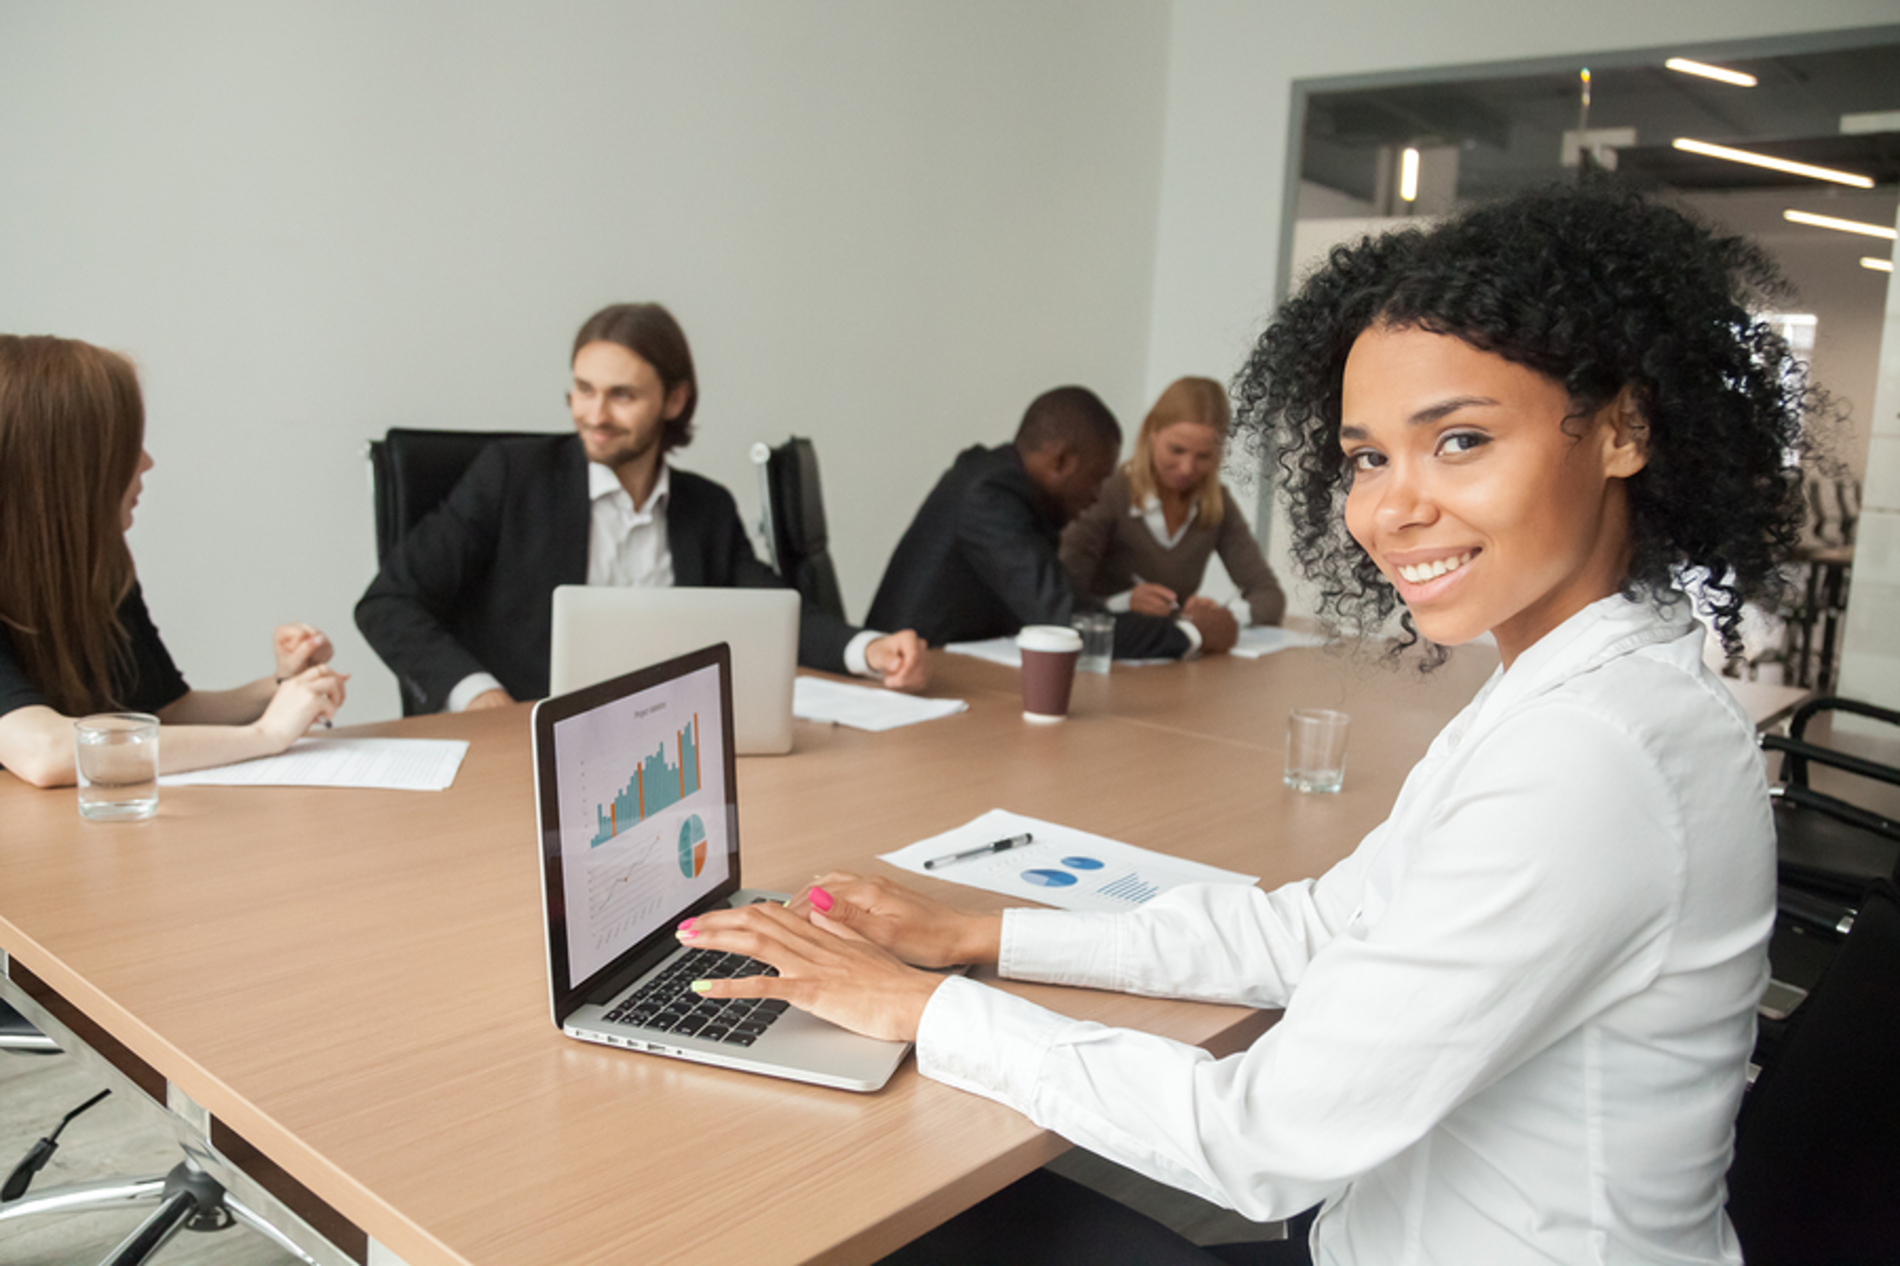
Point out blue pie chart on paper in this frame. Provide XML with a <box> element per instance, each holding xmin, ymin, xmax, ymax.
<box><xmin>1062</xmin><ymin>856</ymin><xmax>1105</xmax><ymax>870</ymax></box>
<box><xmin>1022</xmin><ymin>868</ymin><xmax>1078</xmax><ymax>888</ymax></box>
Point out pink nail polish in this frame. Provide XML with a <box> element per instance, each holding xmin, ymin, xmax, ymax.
<box><xmin>809</xmin><ymin>887</ymin><xmax>834</xmax><ymax>913</ymax></box>
<box><xmin>677</xmin><ymin>918</ymin><xmax>697</xmax><ymax>934</ymax></box>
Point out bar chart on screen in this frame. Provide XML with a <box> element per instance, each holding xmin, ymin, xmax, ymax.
<box><xmin>589</xmin><ymin>713</ymin><xmax>703</xmax><ymax>847</ymax></box>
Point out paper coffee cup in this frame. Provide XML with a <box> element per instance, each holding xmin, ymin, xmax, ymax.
<box><xmin>1017</xmin><ymin>625</ymin><xmax>1083</xmax><ymax>722</ymax></box>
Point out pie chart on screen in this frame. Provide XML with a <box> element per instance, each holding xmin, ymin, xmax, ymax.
<box><xmin>678</xmin><ymin>815</ymin><xmax>707</xmax><ymax>878</ymax></box>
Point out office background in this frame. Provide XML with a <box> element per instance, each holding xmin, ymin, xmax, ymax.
<box><xmin>2</xmin><ymin>0</ymin><xmax>1894</xmax><ymax>723</ymax></box>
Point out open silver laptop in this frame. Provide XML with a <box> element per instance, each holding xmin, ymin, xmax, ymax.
<box><xmin>549</xmin><ymin>586</ymin><xmax>799</xmax><ymax>755</ymax></box>
<box><xmin>531</xmin><ymin>643</ymin><xmax>912</xmax><ymax>1092</ymax></box>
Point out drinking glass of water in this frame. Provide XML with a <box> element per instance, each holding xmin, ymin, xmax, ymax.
<box><xmin>1284</xmin><ymin>708</ymin><xmax>1349</xmax><ymax>794</ymax></box>
<box><xmin>74</xmin><ymin>713</ymin><xmax>160</xmax><ymax>821</ymax></box>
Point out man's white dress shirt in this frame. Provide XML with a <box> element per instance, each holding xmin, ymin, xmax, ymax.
<box><xmin>918</xmin><ymin>595</ymin><xmax>1774</xmax><ymax>1264</ymax></box>
<box><xmin>450</xmin><ymin>461</ymin><xmax>878</xmax><ymax>710</ymax></box>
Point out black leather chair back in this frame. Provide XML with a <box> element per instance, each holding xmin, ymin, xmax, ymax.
<box><xmin>368</xmin><ymin>428</ymin><xmax>557</xmax><ymax>561</ymax></box>
<box><xmin>761</xmin><ymin>436</ymin><xmax>847</xmax><ymax>621</ymax></box>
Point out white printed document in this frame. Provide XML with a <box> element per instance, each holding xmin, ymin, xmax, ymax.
<box><xmin>880</xmin><ymin>809</ymin><xmax>1257</xmax><ymax>912</ymax></box>
<box><xmin>943</xmin><ymin>637</ymin><xmax>1024</xmax><ymax>667</ymax></box>
<box><xmin>1228</xmin><ymin>627</ymin><xmax>1328</xmax><ymax>659</ymax></box>
<box><xmin>942</xmin><ymin>637</ymin><xmax>1171</xmax><ymax>669</ymax></box>
<box><xmin>159</xmin><ymin>737</ymin><xmax>469</xmax><ymax>791</ymax></box>
<box><xmin>793</xmin><ymin>678</ymin><xmax>968</xmax><ymax>732</ymax></box>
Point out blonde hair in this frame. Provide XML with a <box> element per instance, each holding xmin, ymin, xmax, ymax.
<box><xmin>0</xmin><ymin>336</ymin><xmax>145</xmax><ymax>715</ymax></box>
<box><xmin>1125</xmin><ymin>376</ymin><xmax>1229</xmax><ymax>528</ymax></box>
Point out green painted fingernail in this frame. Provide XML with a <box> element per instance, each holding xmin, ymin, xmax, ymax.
<box><xmin>690</xmin><ymin>980</ymin><xmax>710</xmax><ymax>993</ymax></box>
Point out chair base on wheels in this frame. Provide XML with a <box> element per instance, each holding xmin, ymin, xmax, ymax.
<box><xmin>0</xmin><ymin>1158</ymin><xmax>317</xmax><ymax>1266</ymax></box>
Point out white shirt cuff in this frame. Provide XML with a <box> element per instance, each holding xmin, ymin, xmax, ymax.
<box><xmin>915</xmin><ymin>974</ymin><xmax>1077</xmax><ymax>1112</ymax></box>
<box><xmin>1001</xmin><ymin>907</ymin><xmax>1129</xmax><ymax>989</ymax></box>
<box><xmin>1175</xmin><ymin>618</ymin><xmax>1203</xmax><ymax>661</ymax></box>
<box><xmin>447</xmin><ymin>672</ymin><xmax>506</xmax><ymax>712</ymax></box>
<box><xmin>843</xmin><ymin>629</ymin><xmax>882</xmax><ymax>678</ymax></box>
<box><xmin>1105</xmin><ymin>589</ymin><xmax>1134</xmax><ymax>614</ymax></box>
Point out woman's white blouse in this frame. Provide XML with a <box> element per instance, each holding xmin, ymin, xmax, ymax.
<box><xmin>916</xmin><ymin>596</ymin><xmax>1774</xmax><ymax>1265</ymax></box>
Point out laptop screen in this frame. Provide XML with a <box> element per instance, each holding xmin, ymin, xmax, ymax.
<box><xmin>534</xmin><ymin>645</ymin><xmax>741</xmax><ymax>1008</ymax></box>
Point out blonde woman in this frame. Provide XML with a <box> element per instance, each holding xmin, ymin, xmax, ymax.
<box><xmin>1060</xmin><ymin>377</ymin><xmax>1285</xmax><ymax>646</ymax></box>
<box><xmin>0</xmin><ymin>336</ymin><xmax>346</xmax><ymax>787</ymax></box>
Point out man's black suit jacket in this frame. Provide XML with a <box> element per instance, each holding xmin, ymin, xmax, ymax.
<box><xmin>355</xmin><ymin>435</ymin><xmax>857</xmax><ymax>713</ymax></box>
<box><xmin>865</xmin><ymin>444</ymin><xmax>1187</xmax><ymax>659</ymax></box>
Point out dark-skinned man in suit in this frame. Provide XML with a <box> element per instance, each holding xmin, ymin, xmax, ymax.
<box><xmin>866</xmin><ymin>385</ymin><xmax>1238</xmax><ymax>661</ymax></box>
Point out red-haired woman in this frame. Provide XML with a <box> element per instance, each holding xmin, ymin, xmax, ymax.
<box><xmin>0</xmin><ymin>335</ymin><xmax>346</xmax><ymax>787</ymax></box>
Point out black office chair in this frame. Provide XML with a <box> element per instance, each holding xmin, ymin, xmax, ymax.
<box><xmin>1762</xmin><ymin>698</ymin><xmax>1900</xmax><ymax>940</ymax></box>
<box><xmin>1727</xmin><ymin>876</ymin><xmax>1900</xmax><ymax>1264</ymax></box>
<box><xmin>366</xmin><ymin>428</ymin><xmax>562</xmax><ymax>714</ymax></box>
<box><xmin>366</xmin><ymin>427</ymin><xmax>558</xmax><ymax>564</ymax></box>
<box><xmin>752</xmin><ymin>436</ymin><xmax>848</xmax><ymax>622</ymax></box>
<box><xmin>1752</xmin><ymin>697</ymin><xmax>1900</xmax><ymax>1073</ymax></box>
<box><xmin>0</xmin><ymin>998</ymin><xmax>317</xmax><ymax>1264</ymax></box>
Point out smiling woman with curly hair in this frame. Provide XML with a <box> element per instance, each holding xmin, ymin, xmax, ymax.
<box><xmin>1233</xmin><ymin>181</ymin><xmax>1809</xmax><ymax>661</ymax></box>
<box><xmin>679</xmin><ymin>184</ymin><xmax>1812</xmax><ymax>1266</ymax></box>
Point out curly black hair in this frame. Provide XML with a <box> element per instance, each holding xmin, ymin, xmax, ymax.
<box><xmin>1232</xmin><ymin>181</ymin><xmax>1813</xmax><ymax>660</ymax></box>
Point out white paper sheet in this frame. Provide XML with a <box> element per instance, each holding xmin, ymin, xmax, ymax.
<box><xmin>880</xmin><ymin>808</ymin><xmax>1257</xmax><ymax>911</ymax></box>
<box><xmin>158</xmin><ymin>737</ymin><xmax>469</xmax><ymax>791</ymax></box>
<box><xmin>942</xmin><ymin>637</ymin><xmax>1171</xmax><ymax>668</ymax></box>
<box><xmin>793</xmin><ymin>677</ymin><xmax>968</xmax><ymax>732</ymax></box>
<box><xmin>1228</xmin><ymin>627</ymin><xmax>1329</xmax><ymax>659</ymax></box>
<box><xmin>943</xmin><ymin>636</ymin><xmax>1024</xmax><ymax>667</ymax></box>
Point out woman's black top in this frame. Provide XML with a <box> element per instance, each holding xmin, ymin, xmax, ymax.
<box><xmin>0</xmin><ymin>583</ymin><xmax>190</xmax><ymax>722</ymax></box>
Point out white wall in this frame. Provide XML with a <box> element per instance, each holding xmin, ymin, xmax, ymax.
<box><xmin>0</xmin><ymin>1</ymin><xmax>1171</xmax><ymax>721</ymax></box>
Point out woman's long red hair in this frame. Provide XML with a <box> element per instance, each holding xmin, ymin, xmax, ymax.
<box><xmin>0</xmin><ymin>336</ymin><xmax>145</xmax><ymax>715</ymax></box>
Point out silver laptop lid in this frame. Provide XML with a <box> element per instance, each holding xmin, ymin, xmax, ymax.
<box><xmin>549</xmin><ymin>586</ymin><xmax>799</xmax><ymax>755</ymax></box>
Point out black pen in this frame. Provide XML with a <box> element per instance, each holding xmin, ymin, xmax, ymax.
<box><xmin>924</xmin><ymin>832</ymin><xmax>1033</xmax><ymax>870</ymax></box>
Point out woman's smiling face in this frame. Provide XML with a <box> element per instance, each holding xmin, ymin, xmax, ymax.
<box><xmin>1339</xmin><ymin>325</ymin><xmax>1648</xmax><ymax>667</ymax></box>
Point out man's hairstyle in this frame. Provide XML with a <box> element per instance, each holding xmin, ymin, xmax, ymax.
<box><xmin>572</xmin><ymin>303</ymin><xmax>699</xmax><ymax>452</ymax></box>
<box><xmin>1232</xmin><ymin>180</ymin><xmax>1814</xmax><ymax>660</ymax></box>
<box><xmin>0</xmin><ymin>335</ymin><xmax>145</xmax><ymax>714</ymax></box>
<box><xmin>1013</xmin><ymin>385</ymin><xmax>1121</xmax><ymax>456</ymax></box>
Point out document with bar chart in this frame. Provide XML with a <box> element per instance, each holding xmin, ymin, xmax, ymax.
<box><xmin>552</xmin><ymin>660</ymin><xmax>731</xmax><ymax>983</ymax></box>
<box><xmin>880</xmin><ymin>809</ymin><xmax>1257</xmax><ymax>912</ymax></box>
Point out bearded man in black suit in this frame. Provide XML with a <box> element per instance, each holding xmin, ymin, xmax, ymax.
<box><xmin>356</xmin><ymin>303</ymin><xmax>926</xmax><ymax>714</ymax></box>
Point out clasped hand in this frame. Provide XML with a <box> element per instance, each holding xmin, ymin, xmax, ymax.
<box><xmin>266</xmin><ymin>625</ymin><xmax>346</xmax><ymax>739</ymax></box>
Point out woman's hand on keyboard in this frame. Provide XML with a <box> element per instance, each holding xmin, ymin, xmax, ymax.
<box><xmin>679</xmin><ymin>902</ymin><xmax>944</xmax><ymax>1043</ymax></box>
<box><xmin>787</xmin><ymin>873</ymin><xmax>1000</xmax><ymax>970</ymax></box>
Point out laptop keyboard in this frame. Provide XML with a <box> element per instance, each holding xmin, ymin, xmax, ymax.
<box><xmin>604</xmin><ymin>948</ymin><xmax>790</xmax><ymax>1047</ymax></box>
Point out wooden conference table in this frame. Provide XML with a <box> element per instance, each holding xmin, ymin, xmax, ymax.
<box><xmin>0</xmin><ymin>644</ymin><xmax>1498</xmax><ymax>1264</ymax></box>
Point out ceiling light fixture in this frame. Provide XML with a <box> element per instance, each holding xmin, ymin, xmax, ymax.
<box><xmin>1783</xmin><ymin>209</ymin><xmax>1898</xmax><ymax>240</ymax></box>
<box><xmin>1672</xmin><ymin>138</ymin><xmax>1873</xmax><ymax>188</ymax></box>
<box><xmin>1664</xmin><ymin>57</ymin><xmax>1758</xmax><ymax>87</ymax></box>
<box><xmin>1399</xmin><ymin>148</ymin><xmax>1420</xmax><ymax>202</ymax></box>
<box><xmin>1862</xmin><ymin>257</ymin><xmax>1895</xmax><ymax>273</ymax></box>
